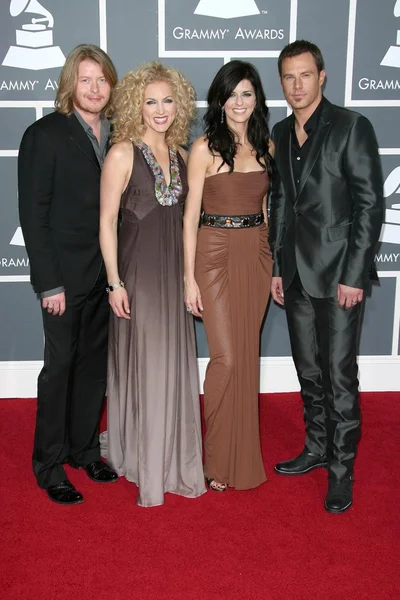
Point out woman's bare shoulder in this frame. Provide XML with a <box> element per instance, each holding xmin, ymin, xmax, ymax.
<box><xmin>189</xmin><ymin>136</ymin><xmax>213</xmax><ymax>169</ymax></box>
<box><xmin>177</xmin><ymin>146</ymin><xmax>188</xmax><ymax>163</ymax></box>
<box><xmin>268</xmin><ymin>138</ymin><xmax>275</xmax><ymax>158</ymax></box>
<box><xmin>108</xmin><ymin>140</ymin><xmax>132</xmax><ymax>158</ymax></box>
<box><xmin>191</xmin><ymin>136</ymin><xmax>210</xmax><ymax>153</ymax></box>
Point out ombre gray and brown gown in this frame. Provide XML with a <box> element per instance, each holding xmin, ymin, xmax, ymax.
<box><xmin>105</xmin><ymin>145</ymin><xmax>206</xmax><ymax>507</ymax></box>
<box><xmin>195</xmin><ymin>171</ymin><xmax>273</xmax><ymax>490</ymax></box>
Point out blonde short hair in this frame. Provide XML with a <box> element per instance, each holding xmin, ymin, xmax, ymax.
<box><xmin>55</xmin><ymin>44</ymin><xmax>118</xmax><ymax>117</ymax></box>
<box><xmin>111</xmin><ymin>62</ymin><xmax>196</xmax><ymax>149</ymax></box>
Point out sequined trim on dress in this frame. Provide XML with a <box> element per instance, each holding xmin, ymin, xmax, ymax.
<box><xmin>137</xmin><ymin>141</ymin><xmax>182</xmax><ymax>206</ymax></box>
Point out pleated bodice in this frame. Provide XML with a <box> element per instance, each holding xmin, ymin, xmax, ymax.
<box><xmin>202</xmin><ymin>170</ymin><xmax>269</xmax><ymax>215</ymax></box>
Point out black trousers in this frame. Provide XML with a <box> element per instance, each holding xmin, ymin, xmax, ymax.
<box><xmin>284</xmin><ymin>272</ymin><xmax>363</xmax><ymax>481</ymax></box>
<box><xmin>33</xmin><ymin>272</ymin><xmax>109</xmax><ymax>488</ymax></box>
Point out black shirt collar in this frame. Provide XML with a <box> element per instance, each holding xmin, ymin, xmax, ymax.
<box><xmin>290</xmin><ymin>96</ymin><xmax>325</xmax><ymax>135</ymax></box>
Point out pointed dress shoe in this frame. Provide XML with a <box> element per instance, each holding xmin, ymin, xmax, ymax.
<box><xmin>46</xmin><ymin>480</ymin><xmax>84</xmax><ymax>505</ymax></box>
<box><xmin>324</xmin><ymin>478</ymin><xmax>353</xmax><ymax>514</ymax></box>
<box><xmin>274</xmin><ymin>449</ymin><xmax>328</xmax><ymax>475</ymax></box>
<box><xmin>69</xmin><ymin>459</ymin><xmax>118</xmax><ymax>483</ymax></box>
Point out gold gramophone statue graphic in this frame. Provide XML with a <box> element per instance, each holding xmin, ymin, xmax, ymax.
<box><xmin>381</xmin><ymin>0</ymin><xmax>400</xmax><ymax>68</ymax></box>
<box><xmin>2</xmin><ymin>0</ymin><xmax>65</xmax><ymax>70</ymax></box>
<box><xmin>194</xmin><ymin>0</ymin><xmax>260</xmax><ymax>19</ymax></box>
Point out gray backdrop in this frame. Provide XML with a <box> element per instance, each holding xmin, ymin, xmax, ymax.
<box><xmin>0</xmin><ymin>1</ymin><xmax>399</xmax><ymax>375</ymax></box>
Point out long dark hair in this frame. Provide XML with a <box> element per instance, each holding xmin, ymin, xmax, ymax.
<box><xmin>204</xmin><ymin>60</ymin><xmax>272</xmax><ymax>174</ymax></box>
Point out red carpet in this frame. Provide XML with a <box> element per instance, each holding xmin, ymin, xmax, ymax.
<box><xmin>1</xmin><ymin>393</ymin><xmax>399</xmax><ymax>600</ymax></box>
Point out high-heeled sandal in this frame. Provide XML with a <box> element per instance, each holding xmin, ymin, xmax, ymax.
<box><xmin>205</xmin><ymin>477</ymin><xmax>227</xmax><ymax>492</ymax></box>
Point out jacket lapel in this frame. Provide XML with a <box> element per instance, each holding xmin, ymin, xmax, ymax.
<box><xmin>68</xmin><ymin>113</ymin><xmax>101</xmax><ymax>170</ymax></box>
<box><xmin>278</xmin><ymin>119</ymin><xmax>297</xmax><ymax>201</ymax></box>
<box><xmin>295</xmin><ymin>99</ymin><xmax>335</xmax><ymax>200</ymax></box>
<box><xmin>106</xmin><ymin>122</ymin><xmax>114</xmax><ymax>155</ymax></box>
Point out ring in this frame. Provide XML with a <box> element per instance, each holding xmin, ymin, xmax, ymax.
<box><xmin>48</xmin><ymin>305</ymin><xmax>54</xmax><ymax>310</ymax></box>
<box><xmin>352</xmin><ymin>300</ymin><xmax>357</xmax><ymax>304</ymax></box>
<box><xmin>186</xmin><ymin>306</ymin><xmax>193</xmax><ymax>314</ymax></box>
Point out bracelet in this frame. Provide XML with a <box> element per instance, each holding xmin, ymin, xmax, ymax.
<box><xmin>106</xmin><ymin>280</ymin><xmax>125</xmax><ymax>293</ymax></box>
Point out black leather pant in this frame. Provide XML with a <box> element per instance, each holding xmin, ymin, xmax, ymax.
<box><xmin>285</xmin><ymin>272</ymin><xmax>363</xmax><ymax>481</ymax></box>
<box><xmin>33</xmin><ymin>273</ymin><xmax>109</xmax><ymax>488</ymax></box>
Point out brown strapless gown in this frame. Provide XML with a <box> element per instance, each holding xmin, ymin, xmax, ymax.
<box><xmin>195</xmin><ymin>170</ymin><xmax>273</xmax><ymax>489</ymax></box>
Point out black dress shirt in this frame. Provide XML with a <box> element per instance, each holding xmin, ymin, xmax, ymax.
<box><xmin>291</xmin><ymin>97</ymin><xmax>324</xmax><ymax>190</ymax></box>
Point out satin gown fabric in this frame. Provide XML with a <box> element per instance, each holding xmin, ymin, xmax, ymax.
<box><xmin>104</xmin><ymin>146</ymin><xmax>206</xmax><ymax>507</ymax></box>
<box><xmin>285</xmin><ymin>271</ymin><xmax>362</xmax><ymax>480</ymax></box>
<box><xmin>195</xmin><ymin>170</ymin><xmax>273</xmax><ymax>489</ymax></box>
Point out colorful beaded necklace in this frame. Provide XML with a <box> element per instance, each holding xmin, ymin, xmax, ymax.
<box><xmin>138</xmin><ymin>141</ymin><xmax>182</xmax><ymax>206</ymax></box>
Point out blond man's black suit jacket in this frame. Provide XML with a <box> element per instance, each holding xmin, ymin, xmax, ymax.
<box><xmin>18</xmin><ymin>110</ymin><xmax>105</xmax><ymax>298</ymax></box>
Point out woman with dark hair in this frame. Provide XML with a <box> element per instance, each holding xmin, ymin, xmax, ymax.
<box><xmin>183</xmin><ymin>60</ymin><xmax>274</xmax><ymax>492</ymax></box>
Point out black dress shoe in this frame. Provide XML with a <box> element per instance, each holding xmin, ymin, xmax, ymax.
<box><xmin>46</xmin><ymin>480</ymin><xmax>84</xmax><ymax>505</ymax></box>
<box><xmin>274</xmin><ymin>449</ymin><xmax>328</xmax><ymax>475</ymax></box>
<box><xmin>69</xmin><ymin>459</ymin><xmax>118</xmax><ymax>483</ymax></box>
<box><xmin>324</xmin><ymin>478</ymin><xmax>353</xmax><ymax>514</ymax></box>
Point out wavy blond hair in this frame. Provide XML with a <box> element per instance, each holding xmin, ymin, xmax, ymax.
<box><xmin>111</xmin><ymin>62</ymin><xmax>196</xmax><ymax>148</ymax></box>
<box><xmin>55</xmin><ymin>44</ymin><xmax>118</xmax><ymax>117</ymax></box>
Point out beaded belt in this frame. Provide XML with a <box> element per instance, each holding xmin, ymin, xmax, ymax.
<box><xmin>200</xmin><ymin>212</ymin><xmax>264</xmax><ymax>229</ymax></box>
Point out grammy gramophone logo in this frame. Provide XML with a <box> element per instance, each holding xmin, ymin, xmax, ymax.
<box><xmin>381</xmin><ymin>0</ymin><xmax>400</xmax><ymax>68</ymax></box>
<box><xmin>2</xmin><ymin>0</ymin><xmax>65</xmax><ymax>70</ymax></box>
<box><xmin>194</xmin><ymin>0</ymin><xmax>260</xmax><ymax>19</ymax></box>
<box><xmin>10</xmin><ymin>227</ymin><xmax>25</xmax><ymax>247</ymax></box>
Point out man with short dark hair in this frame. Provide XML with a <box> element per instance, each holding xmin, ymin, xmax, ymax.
<box><xmin>18</xmin><ymin>44</ymin><xmax>119</xmax><ymax>504</ymax></box>
<box><xmin>270</xmin><ymin>40</ymin><xmax>384</xmax><ymax>513</ymax></box>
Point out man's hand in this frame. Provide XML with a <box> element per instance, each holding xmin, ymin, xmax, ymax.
<box><xmin>337</xmin><ymin>284</ymin><xmax>363</xmax><ymax>309</ymax></box>
<box><xmin>271</xmin><ymin>277</ymin><xmax>284</xmax><ymax>306</ymax></box>
<box><xmin>42</xmin><ymin>292</ymin><xmax>66</xmax><ymax>316</ymax></box>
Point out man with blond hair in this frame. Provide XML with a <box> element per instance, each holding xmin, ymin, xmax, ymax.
<box><xmin>19</xmin><ymin>44</ymin><xmax>119</xmax><ymax>504</ymax></box>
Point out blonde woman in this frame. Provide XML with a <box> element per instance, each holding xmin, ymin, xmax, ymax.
<box><xmin>100</xmin><ymin>62</ymin><xmax>206</xmax><ymax>507</ymax></box>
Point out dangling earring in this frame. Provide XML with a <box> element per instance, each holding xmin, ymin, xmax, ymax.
<box><xmin>220</xmin><ymin>106</ymin><xmax>225</xmax><ymax>124</ymax></box>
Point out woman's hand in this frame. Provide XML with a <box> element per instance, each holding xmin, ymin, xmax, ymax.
<box><xmin>184</xmin><ymin>278</ymin><xmax>203</xmax><ymax>318</ymax></box>
<box><xmin>108</xmin><ymin>288</ymin><xmax>131</xmax><ymax>319</ymax></box>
